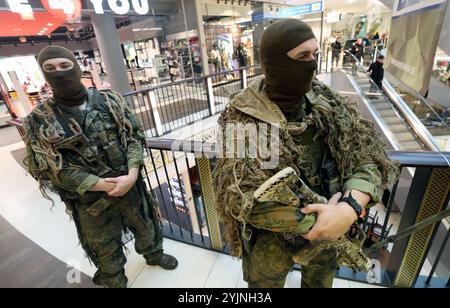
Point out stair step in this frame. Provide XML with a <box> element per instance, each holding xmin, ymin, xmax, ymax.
<box><xmin>374</xmin><ymin>102</ymin><xmax>392</xmax><ymax>110</ymax></box>
<box><xmin>384</xmin><ymin>116</ymin><xmax>404</xmax><ymax>125</ymax></box>
<box><xmin>389</xmin><ymin>124</ymin><xmax>409</xmax><ymax>134</ymax></box>
<box><xmin>370</xmin><ymin>95</ymin><xmax>386</xmax><ymax>101</ymax></box>
<box><xmin>396</xmin><ymin>132</ymin><xmax>416</xmax><ymax>142</ymax></box>
<box><xmin>399</xmin><ymin>140</ymin><xmax>422</xmax><ymax>150</ymax></box>
<box><xmin>379</xmin><ymin>109</ymin><xmax>398</xmax><ymax>117</ymax></box>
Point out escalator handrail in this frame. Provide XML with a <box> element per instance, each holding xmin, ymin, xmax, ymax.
<box><xmin>384</xmin><ymin>74</ymin><xmax>449</xmax><ymax>130</ymax></box>
<box><xmin>344</xmin><ymin>50</ymin><xmax>442</xmax><ymax>152</ymax></box>
<box><xmin>382</xmin><ymin>81</ymin><xmax>442</xmax><ymax>152</ymax></box>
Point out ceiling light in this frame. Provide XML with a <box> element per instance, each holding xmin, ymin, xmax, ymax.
<box><xmin>47</xmin><ymin>23</ymin><xmax>53</xmax><ymax>26</ymax></box>
<box><xmin>132</xmin><ymin>27</ymin><xmax>163</xmax><ymax>32</ymax></box>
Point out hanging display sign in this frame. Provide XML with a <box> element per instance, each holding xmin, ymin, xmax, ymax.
<box><xmin>385</xmin><ymin>0</ymin><xmax>447</xmax><ymax>95</ymax></box>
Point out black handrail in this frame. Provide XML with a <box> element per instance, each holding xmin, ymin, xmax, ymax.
<box><xmin>147</xmin><ymin>138</ymin><xmax>450</xmax><ymax>168</ymax></box>
<box><xmin>144</xmin><ymin>137</ymin><xmax>450</xmax><ymax>287</ymax></box>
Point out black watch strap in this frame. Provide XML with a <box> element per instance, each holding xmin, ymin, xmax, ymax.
<box><xmin>340</xmin><ymin>191</ymin><xmax>363</xmax><ymax>218</ymax></box>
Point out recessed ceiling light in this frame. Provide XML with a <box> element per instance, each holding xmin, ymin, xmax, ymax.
<box><xmin>43</xmin><ymin>28</ymin><xmax>48</xmax><ymax>31</ymax></box>
<box><xmin>37</xmin><ymin>33</ymin><xmax>43</xmax><ymax>35</ymax></box>
<box><xmin>47</xmin><ymin>23</ymin><xmax>53</xmax><ymax>26</ymax></box>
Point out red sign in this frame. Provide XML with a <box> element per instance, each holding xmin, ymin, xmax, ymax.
<box><xmin>0</xmin><ymin>12</ymin><xmax>65</xmax><ymax>37</ymax></box>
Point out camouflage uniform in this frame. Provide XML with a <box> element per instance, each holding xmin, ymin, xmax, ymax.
<box><xmin>23</xmin><ymin>89</ymin><xmax>163</xmax><ymax>288</ymax></box>
<box><xmin>213</xmin><ymin>78</ymin><xmax>399</xmax><ymax>288</ymax></box>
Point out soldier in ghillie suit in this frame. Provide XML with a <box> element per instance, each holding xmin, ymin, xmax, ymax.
<box><xmin>213</xmin><ymin>20</ymin><xmax>399</xmax><ymax>288</ymax></box>
<box><xmin>23</xmin><ymin>46</ymin><xmax>178</xmax><ymax>288</ymax></box>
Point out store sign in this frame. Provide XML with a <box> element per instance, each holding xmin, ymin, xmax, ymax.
<box><xmin>89</xmin><ymin>0</ymin><xmax>150</xmax><ymax>15</ymax></box>
<box><xmin>42</xmin><ymin>0</ymin><xmax>82</xmax><ymax>20</ymax></box>
<box><xmin>5</xmin><ymin>0</ymin><xmax>34</xmax><ymax>19</ymax></box>
<box><xmin>6</xmin><ymin>0</ymin><xmax>151</xmax><ymax>18</ymax></box>
<box><xmin>252</xmin><ymin>12</ymin><xmax>264</xmax><ymax>23</ymax></box>
<box><xmin>279</xmin><ymin>1</ymin><xmax>323</xmax><ymax>18</ymax></box>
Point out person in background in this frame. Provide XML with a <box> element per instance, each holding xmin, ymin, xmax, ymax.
<box><xmin>210</xmin><ymin>44</ymin><xmax>221</xmax><ymax>74</ymax></box>
<box><xmin>367</xmin><ymin>55</ymin><xmax>385</xmax><ymax>91</ymax></box>
<box><xmin>168</xmin><ymin>49</ymin><xmax>180</xmax><ymax>82</ymax></box>
<box><xmin>235</xmin><ymin>43</ymin><xmax>248</xmax><ymax>68</ymax></box>
<box><xmin>330</xmin><ymin>38</ymin><xmax>342</xmax><ymax>69</ymax></box>
<box><xmin>441</xmin><ymin>107</ymin><xmax>450</xmax><ymax>125</ymax></box>
<box><xmin>373</xmin><ymin>32</ymin><xmax>380</xmax><ymax>41</ymax></box>
<box><xmin>351</xmin><ymin>38</ymin><xmax>364</xmax><ymax>75</ymax></box>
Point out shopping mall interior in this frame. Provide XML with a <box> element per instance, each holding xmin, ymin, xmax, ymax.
<box><xmin>0</xmin><ymin>0</ymin><xmax>449</xmax><ymax>289</ymax></box>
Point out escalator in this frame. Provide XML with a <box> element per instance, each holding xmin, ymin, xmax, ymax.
<box><xmin>350</xmin><ymin>70</ymin><xmax>423</xmax><ymax>150</ymax></box>
<box><xmin>334</xmin><ymin>52</ymin><xmax>448</xmax><ymax>152</ymax></box>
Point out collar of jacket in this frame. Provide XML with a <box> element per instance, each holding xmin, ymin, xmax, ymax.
<box><xmin>230</xmin><ymin>78</ymin><xmax>333</xmax><ymax>127</ymax></box>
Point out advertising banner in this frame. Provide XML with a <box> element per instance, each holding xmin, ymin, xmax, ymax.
<box><xmin>385</xmin><ymin>0</ymin><xmax>447</xmax><ymax>95</ymax></box>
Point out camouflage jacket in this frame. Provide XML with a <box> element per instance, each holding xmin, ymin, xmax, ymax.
<box><xmin>212</xmin><ymin>78</ymin><xmax>399</xmax><ymax>257</ymax></box>
<box><xmin>23</xmin><ymin>88</ymin><xmax>145</xmax><ymax>202</ymax></box>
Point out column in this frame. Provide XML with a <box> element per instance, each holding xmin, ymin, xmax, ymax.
<box><xmin>193</xmin><ymin>0</ymin><xmax>210</xmax><ymax>75</ymax></box>
<box><xmin>89</xmin><ymin>12</ymin><xmax>131</xmax><ymax>94</ymax></box>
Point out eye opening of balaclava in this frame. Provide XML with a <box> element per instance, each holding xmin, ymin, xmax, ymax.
<box><xmin>260</xmin><ymin>19</ymin><xmax>318</xmax><ymax>120</ymax></box>
<box><xmin>37</xmin><ymin>45</ymin><xmax>87</xmax><ymax>106</ymax></box>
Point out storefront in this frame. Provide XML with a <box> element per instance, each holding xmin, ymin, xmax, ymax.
<box><xmin>0</xmin><ymin>0</ymin><xmax>396</xmax><ymax>103</ymax></box>
<box><xmin>432</xmin><ymin>47</ymin><xmax>450</xmax><ymax>88</ymax></box>
<box><xmin>0</xmin><ymin>0</ymin><xmax>207</xmax><ymax>94</ymax></box>
<box><xmin>0</xmin><ymin>56</ymin><xmax>45</xmax><ymax>119</ymax></box>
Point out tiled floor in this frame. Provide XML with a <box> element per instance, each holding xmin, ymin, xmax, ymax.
<box><xmin>0</xmin><ymin>128</ymin><xmax>382</xmax><ymax>288</ymax></box>
<box><xmin>0</xmin><ymin>125</ymin><xmax>23</xmax><ymax>147</ymax></box>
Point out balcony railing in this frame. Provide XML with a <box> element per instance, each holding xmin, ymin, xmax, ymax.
<box><xmin>122</xmin><ymin>66</ymin><xmax>263</xmax><ymax>138</ymax></box>
<box><xmin>142</xmin><ymin>137</ymin><xmax>450</xmax><ymax>288</ymax></box>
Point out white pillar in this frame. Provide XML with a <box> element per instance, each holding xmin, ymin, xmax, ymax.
<box><xmin>206</xmin><ymin>77</ymin><xmax>216</xmax><ymax>115</ymax></box>
<box><xmin>149</xmin><ymin>91</ymin><xmax>164</xmax><ymax>136</ymax></box>
<box><xmin>194</xmin><ymin>0</ymin><xmax>210</xmax><ymax>75</ymax></box>
<box><xmin>7</xmin><ymin>72</ymin><xmax>33</xmax><ymax>117</ymax></box>
<box><xmin>242</xmin><ymin>69</ymin><xmax>248</xmax><ymax>89</ymax></box>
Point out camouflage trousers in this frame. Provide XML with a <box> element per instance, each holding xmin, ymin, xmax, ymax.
<box><xmin>72</xmin><ymin>182</ymin><xmax>163</xmax><ymax>288</ymax></box>
<box><xmin>243</xmin><ymin>231</ymin><xmax>337</xmax><ymax>288</ymax></box>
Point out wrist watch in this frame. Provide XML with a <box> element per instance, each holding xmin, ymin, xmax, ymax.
<box><xmin>340</xmin><ymin>191</ymin><xmax>364</xmax><ymax>218</ymax></box>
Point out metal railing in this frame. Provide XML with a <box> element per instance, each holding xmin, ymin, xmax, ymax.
<box><xmin>122</xmin><ymin>66</ymin><xmax>263</xmax><ymax>138</ymax></box>
<box><xmin>142</xmin><ymin>137</ymin><xmax>450</xmax><ymax>288</ymax></box>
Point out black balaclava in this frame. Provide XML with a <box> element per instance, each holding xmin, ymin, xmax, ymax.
<box><xmin>260</xmin><ymin>19</ymin><xmax>318</xmax><ymax>121</ymax></box>
<box><xmin>37</xmin><ymin>45</ymin><xmax>87</xmax><ymax>107</ymax></box>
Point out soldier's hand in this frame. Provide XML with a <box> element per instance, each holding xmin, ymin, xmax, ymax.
<box><xmin>90</xmin><ymin>179</ymin><xmax>117</xmax><ymax>193</ymax></box>
<box><xmin>104</xmin><ymin>174</ymin><xmax>137</xmax><ymax>197</ymax></box>
<box><xmin>300</xmin><ymin>192</ymin><xmax>357</xmax><ymax>241</ymax></box>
